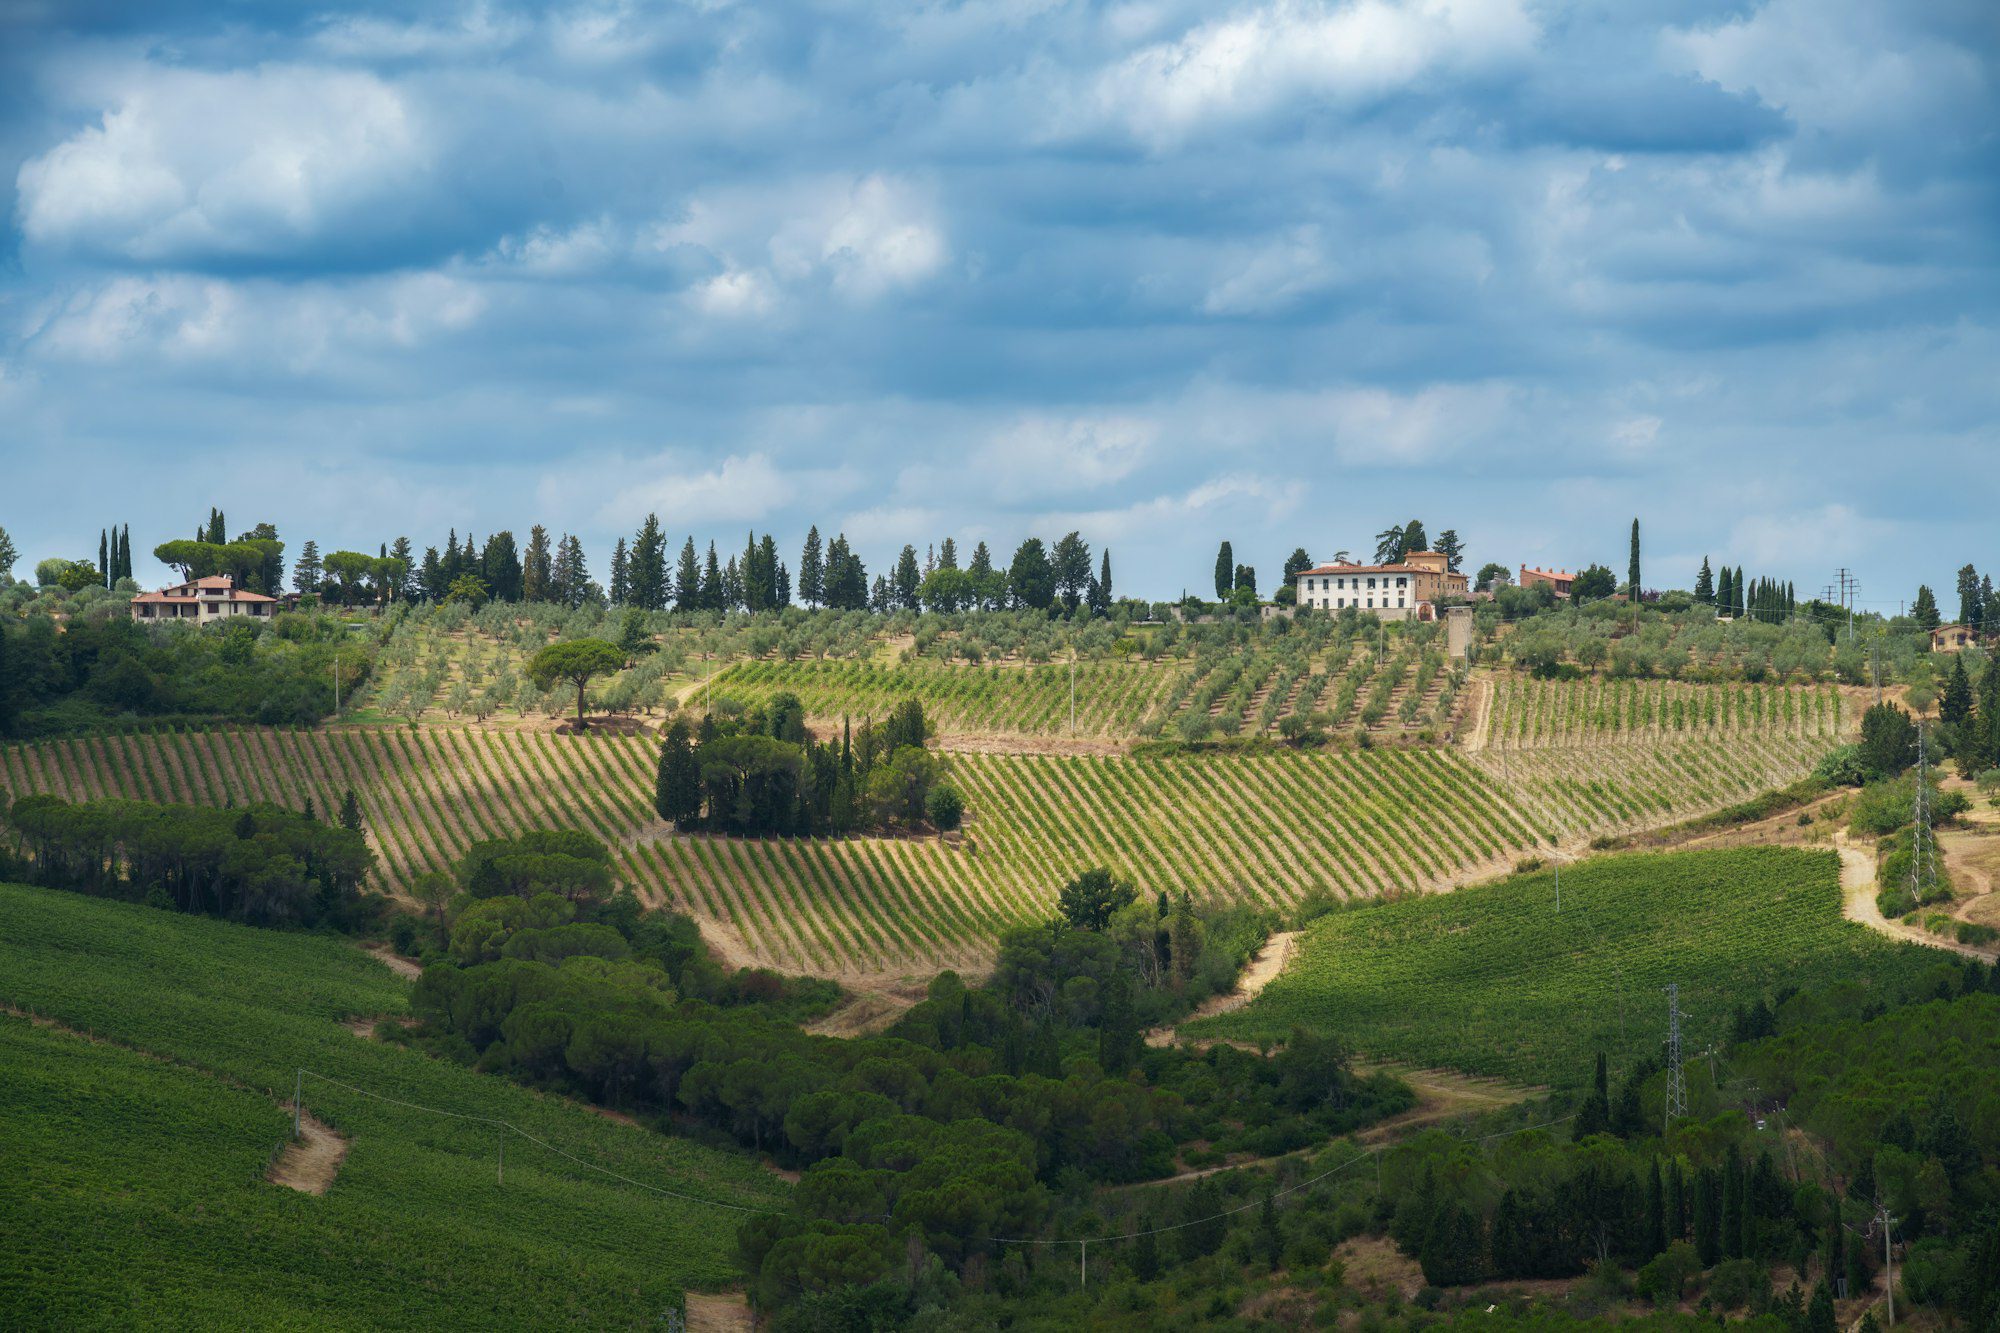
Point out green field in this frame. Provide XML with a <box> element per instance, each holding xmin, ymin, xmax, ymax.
<box><xmin>1195</xmin><ymin>848</ymin><xmax>1944</xmax><ymax>1089</ymax></box>
<box><xmin>0</xmin><ymin>884</ymin><xmax>785</xmax><ymax>1329</ymax></box>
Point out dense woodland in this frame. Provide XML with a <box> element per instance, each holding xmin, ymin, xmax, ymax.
<box><xmin>0</xmin><ymin>792</ymin><xmax>377</xmax><ymax>930</ymax></box>
<box><xmin>655</xmin><ymin>695</ymin><xmax>960</xmax><ymax>837</ymax></box>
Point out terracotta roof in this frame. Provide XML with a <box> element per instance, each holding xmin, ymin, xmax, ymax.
<box><xmin>1298</xmin><ymin>562</ymin><xmax>1466</xmax><ymax>578</ymax></box>
<box><xmin>1520</xmin><ymin>567</ymin><xmax>1574</xmax><ymax>581</ymax></box>
<box><xmin>133</xmin><ymin>580</ymin><xmax>277</xmax><ymax>604</ymax></box>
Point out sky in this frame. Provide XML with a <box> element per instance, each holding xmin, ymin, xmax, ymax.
<box><xmin>0</xmin><ymin>0</ymin><xmax>1995</xmax><ymax>607</ymax></box>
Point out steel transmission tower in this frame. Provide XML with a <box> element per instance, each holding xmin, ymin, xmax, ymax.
<box><xmin>1664</xmin><ymin>983</ymin><xmax>1686</xmax><ymax>1128</ymax></box>
<box><xmin>1911</xmin><ymin>725</ymin><xmax>1936</xmax><ymax>902</ymax></box>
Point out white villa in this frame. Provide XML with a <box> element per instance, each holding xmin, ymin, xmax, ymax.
<box><xmin>129</xmin><ymin>574</ymin><xmax>278</xmax><ymax>624</ymax></box>
<box><xmin>1294</xmin><ymin>550</ymin><xmax>1469</xmax><ymax>621</ymax></box>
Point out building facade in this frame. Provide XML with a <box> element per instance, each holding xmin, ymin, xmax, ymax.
<box><xmin>129</xmin><ymin>574</ymin><xmax>278</xmax><ymax>624</ymax></box>
<box><xmin>1293</xmin><ymin>551</ymin><xmax>1469</xmax><ymax>619</ymax></box>
<box><xmin>1518</xmin><ymin>565</ymin><xmax>1575</xmax><ymax>598</ymax></box>
<box><xmin>1931</xmin><ymin>623</ymin><xmax>1978</xmax><ymax>653</ymax></box>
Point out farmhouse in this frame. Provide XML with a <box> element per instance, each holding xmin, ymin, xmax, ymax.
<box><xmin>1294</xmin><ymin>551</ymin><xmax>1469</xmax><ymax>620</ymax></box>
<box><xmin>1519</xmin><ymin>565</ymin><xmax>1574</xmax><ymax>598</ymax></box>
<box><xmin>1931</xmin><ymin>623</ymin><xmax>1978</xmax><ymax>653</ymax></box>
<box><xmin>129</xmin><ymin>574</ymin><xmax>278</xmax><ymax>624</ymax></box>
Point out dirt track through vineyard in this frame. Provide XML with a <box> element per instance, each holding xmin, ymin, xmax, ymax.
<box><xmin>268</xmin><ymin>1113</ymin><xmax>349</xmax><ymax>1195</ymax></box>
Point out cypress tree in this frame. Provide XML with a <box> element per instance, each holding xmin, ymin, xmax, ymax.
<box><xmin>629</xmin><ymin>514</ymin><xmax>668</xmax><ymax>611</ymax></box>
<box><xmin>758</xmin><ymin>534</ymin><xmax>781</xmax><ymax>609</ymax></box>
<box><xmin>655</xmin><ymin>717</ymin><xmax>702</xmax><ymax>826</ymax></box>
<box><xmin>675</xmin><ymin>538</ymin><xmax>700</xmax><ymax>612</ymax></box>
<box><xmin>1214</xmin><ymin>541</ymin><xmax>1233</xmax><ymax>600</ymax></box>
<box><xmin>1098</xmin><ymin>549</ymin><xmax>1113</xmax><ymax>611</ymax></box>
<box><xmin>1721</xmin><ymin>1149</ymin><xmax>1744</xmax><ymax>1260</ymax></box>
<box><xmin>1628</xmin><ymin>518</ymin><xmax>1641</xmax><ymax>595</ymax></box>
<box><xmin>99</xmin><ymin>529</ymin><xmax>110</xmax><ymax>587</ymax></box>
<box><xmin>799</xmin><ymin>526</ymin><xmax>825</xmax><ymax>607</ymax></box>
<box><xmin>1666</xmin><ymin>1162</ymin><xmax>1686</xmax><ymax>1243</ymax></box>
<box><xmin>1644</xmin><ymin>1158</ymin><xmax>1665</xmax><ymax>1259</ymax></box>
<box><xmin>608</xmin><ymin>537</ymin><xmax>629</xmax><ymax>605</ymax></box>
<box><xmin>1693</xmin><ymin>1165</ymin><xmax>1720</xmax><ymax>1266</ymax></box>
<box><xmin>701</xmin><ymin>542</ymin><xmax>723</xmax><ymax>611</ymax></box>
<box><xmin>1132</xmin><ymin>1220</ymin><xmax>1159</xmax><ymax>1282</ymax></box>
<box><xmin>1574</xmin><ymin>1051</ymin><xmax>1612</xmax><ymax>1138</ymax></box>
<box><xmin>1695</xmin><ymin>556</ymin><xmax>1713</xmax><ymax>603</ymax></box>
<box><xmin>338</xmin><ymin>788</ymin><xmax>363</xmax><ymax>834</ymax></box>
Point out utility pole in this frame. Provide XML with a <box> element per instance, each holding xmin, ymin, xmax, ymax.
<box><xmin>1879</xmin><ymin>1203</ymin><xmax>1898</xmax><ymax>1325</ymax></box>
<box><xmin>1664</xmin><ymin>984</ymin><xmax>1686</xmax><ymax>1130</ymax></box>
<box><xmin>1836</xmin><ymin>568</ymin><xmax>1859</xmax><ymax>646</ymax></box>
<box><xmin>1079</xmin><ymin>1238</ymin><xmax>1088</xmax><ymax>1289</ymax></box>
<box><xmin>332</xmin><ymin>657</ymin><xmax>341</xmax><ymax>714</ymax></box>
<box><xmin>1069</xmin><ymin>638</ymin><xmax>1077</xmax><ymax>736</ymax></box>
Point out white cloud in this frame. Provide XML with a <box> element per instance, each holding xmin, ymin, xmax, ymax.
<box><xmin>1611</xmin><ymin>415</ymin><xmax>1662</xmax><ymax>450</ymax></box>
<box><xmin>650</xmin><ymin>173</ymin><xmax>948</xmax><ymax>312</ymax></box>
<box><xmin>691</xmin><ymin>268</ymin><xmax>780</xmax><ymax>318</ymax></box>
<box><xmin>1201</xmin><ymin>226</ymin><xmax>1342</xmax><ymax>315</ymax></box>
<box><xmin>313</xmin><ymin>4</ymin><xmax>528</xmax><ymax>59</ymax></box>
<box><xmin>1033</xmin><ymin>473</ymin><xmax>1298</xmax><ymax>551</ymax></box>
<box><xmin>1089</xmin><ymin>0</ymin><xmax>1537</xmax><ymax>146</ymax></box>
<box><xmin>1662</xmin><ymin>0</ymin><xmax>1982</xmax><ymax>146</ymax></box>
<box><xmin>481</xmin><ymin>219</ymin><xmax>624</xmax><ymax>277</ymax></box>
<box><xmin>17</xmin><ymin>65</ymin><xmax>431</xmax><ymax>263</ymax></box>
<box><xmin>29</xmin><ymin>272</ymin><xmax>485</xmax><ymax>367</ymax></box>
<box><xmin>976</xmin><ymin>413</ymin><xmax>1156</xmax><ymax>500</ymax></box>
<box><xmin>1724</xmin><ymin>503</ymin><xmax>1896</xmax><ymax>573</ymax></box>
<box><xmin>584</xmin><ymin>452</ymin><xmax>860</xmax><ymax>531</ymax></box>
<box><xmin>1322</xmin><ymin>382</ymin><xmax>1514</xmax><ymax>464</ymax></box>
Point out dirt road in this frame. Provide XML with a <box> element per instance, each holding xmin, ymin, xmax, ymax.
<box><xmin>1835</xmin><ymin>829</ymin><xmax>1996</xmax><ymax>962</ymax></box>
<box><xmin>1145</xmin><ymin>931</ymin><xmax>1298</xmax><ymax>1047</ymax></box>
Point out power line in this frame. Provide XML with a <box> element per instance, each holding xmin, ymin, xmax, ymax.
<box><xmin>983</xmin><ymin>1110</ymin><xmax>1581</xmax><ymax>1270</ymax></box>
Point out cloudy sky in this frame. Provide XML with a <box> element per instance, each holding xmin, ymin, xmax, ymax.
<box><xmin>1</xmin><ymin>0</ymin><xmax>1994</xmax><ymax>604</ymax></box>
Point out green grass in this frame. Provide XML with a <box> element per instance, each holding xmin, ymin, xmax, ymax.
<box><xmin>0</xmin><ymin>884</ymin><xmax>787</xmax><ymax>1330</ymax></box>
<box><xmin>1196</xmin><ymin>848</ymin><xmax>1945</xmax><ymax>1090</ymax></box>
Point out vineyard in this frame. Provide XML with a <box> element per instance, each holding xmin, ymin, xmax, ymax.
<box><xmin>1195</xmin><ymin>848</ymin><xmax>1945</xmax><ymax>1089</ymax></box>
<box><xmin>1</xmin><ymin>717</ymin><xmax>1838</xmax><ymax>981</ymax></box>
<box><xmin>1480</xmin><ymin>676</ymin><xmax>1844</xmax><ymax>750</ymax></box>
<box><xmin>0</xmin><ymin>883</ymin><xmax>783</xmax><ymax>1327</ymax></box>
<box><xmin>708</xmin><ymin>638</ymin><xmax>1470</xmax><ymax>744</ymax></box>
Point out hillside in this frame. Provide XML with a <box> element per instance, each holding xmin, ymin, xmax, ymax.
<box><xmin>3</xmin><ymin>713</ymin><xmax>1832</xmax><ymax>982</ymax></box>
<box><xmin>1194</xmin><ymin>847</ymin><xmax>1945</xmax><ymax>1089</ymax></box>
<box><xmin>0</xmin><ymin>884</ymin><xmax>785</xmax><ymax>1329</ymax></box>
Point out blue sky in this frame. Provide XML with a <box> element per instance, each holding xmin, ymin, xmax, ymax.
<box><xmin>1</xmin><ymin>0</ymin><xmax>1994</xmax><ymax>606</ymax></box>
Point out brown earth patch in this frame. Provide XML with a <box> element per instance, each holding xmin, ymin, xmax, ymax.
<box><xmin>362</xmin><ymin>944</ymin><xmax>422</xmax><ymax>981</ymax></box>
<box><xmin>804</xmin><ymin>989</ymin><xmax>921</xmax><ymax>1038</ymax></box>
<box><xmin>1334</xmin><ymin>1235</ymin><xmax>1426</xmax><ymax>1301</ymax></box>
<box><xmin>268</xmin><ymin>1111</ymin><xmax>349</xmax><ymax>1195</ymax></box>
<box><xmin>684</xmin><ymin>1290</ymin><xmax>753</xmax><ymax>1332</ymax></box>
